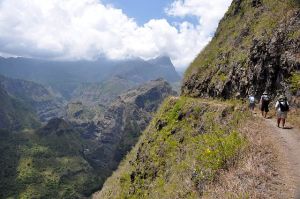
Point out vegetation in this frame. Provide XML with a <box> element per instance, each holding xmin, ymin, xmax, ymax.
<box><xmin>0</xmin><ymin>87</ymin><xmax>40</xmax><ymax>131</ymax></box>
<box><xmin>184</xmin><ymin>0</ymin><xmax>299</xmax><ymax>89</ymax></box>
<box><xmin>97</xmin><ymin>97</ymin><xmax>250</xmax><ymax>198</ymax></box>
<box><xmin>290</xmin><ymin>72</ymin><xmax>300</xmax><ymax>93</ymax></box>
<box><xmin>0</xmin><ymin>126</ymin><xmax>103</xmax><ymax>199</ymax></box>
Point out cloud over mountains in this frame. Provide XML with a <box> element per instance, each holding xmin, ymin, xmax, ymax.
<box><xmin>0</xmin><ymin>0</ymin><xmax>231</xmax><ymax>69</ymax></box>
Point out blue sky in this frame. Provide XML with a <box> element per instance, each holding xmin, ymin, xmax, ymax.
<box><xmin>102</xmin><ymin>0</ymin><xmax>199</xmax><ymax>27</ymax></box>
<box><xmin>0</xmin><ymin>0</ymin><xmax>232</xmax><ymax>69</ymax></box>
<box><xmin>102</xmin><ymin>0</ymin><xmax>175</xmax><ymax>25</ymax></box>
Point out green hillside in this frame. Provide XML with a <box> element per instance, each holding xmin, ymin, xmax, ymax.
<box><xmin>96</xmin><ymin>97</ymin><xmax>248</xmax><ymax>198</ymax></box>
<box><xmin>182</xmin><ymin>0</ymin><xmax>300</xmax><ymax>99</ymax></box>
<box><xmin>96</xmin><ymin>0</ymin><xmax>300</xmax><ymax>198</ymax></box>
<box><xmin>0</xmin><ymin>119</ymin><xmax>102</xmax><ymax>199</ymax></box>
<box><xmin>0</xmin><ymin>86</ymin><xmax>40</xmax><ymax>131</ymax></box>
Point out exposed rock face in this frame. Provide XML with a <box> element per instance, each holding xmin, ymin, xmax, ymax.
<box><xmin>38</xmin><ymin>118</ymin><xmax>72</xmax><ymax>136</ymax></box>
<box><xmin>61</xmin><ymin>79</ymin><xmax>176</xmax><ymax>189</ymax></box>
<box><xmin>248</xmin><ymin>28</ymin><xmax>300</xmax><ymax>97</ymax></box>
<box><xmin>80</xmin><ymin>79</ymin><xmax>176</xmax><ymax>171</ymax></box>
<box><xmin>70</xmin><ymin>76</ymin><xmax>136</xmax><ymax>106</ymax></box>
<box><xmin>182</xmin><ymin>1</ymin><xmax>300</xmax><ymax>102</ymax></box>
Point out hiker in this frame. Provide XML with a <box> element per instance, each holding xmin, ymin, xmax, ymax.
<box><xmin>249</xmin><ymin>94</ymin><xmax>255</xmax><ymax>111</ymax></box>
<box><xmin>275</xmin><ymin>95</ymin><xmax>289</xmax><ymax>128</ymax></box>
<box><xmin>260</xmin><ymin>91</ymin><xmax>270</xmax><ymax>118</ymax></box>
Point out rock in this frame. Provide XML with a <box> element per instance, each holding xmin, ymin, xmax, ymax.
<box><xmin>182</xmin><ymin>8</ymin><xmax>300</xmax><ymax>103</ymax></box>
<box><xmin>156</xmin><ymin>119</ymin><xmax>167</xmax><ymax>131</ymax></box>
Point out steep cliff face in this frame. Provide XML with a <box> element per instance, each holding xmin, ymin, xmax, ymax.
<box><xmin>70</xmin><ymin>76</ymin><xmax>136</xmax><ymax>106</ymax></box>
<box><xmin>96</xmin><ymin>1</ymin><xmax>300</xmax><ymax>198</ymax></box>
<box><xmin>95</xmin><ymin>98</ymin><xmax>248</xmax><ymax>198</ymax></box>
<box><xmin>69</xmin><ymin>80</ymin><xmax>176</xmax><ymax>182</ymax></box>
<box><xmin>63</xmin><ymin>79</ymin><xmax>176</xmax><ymax>196</ymax></box>
<box><xmin>182</xmin><ymin>0</ymin><xmax>300</xmax><ymax>100</ymax></box>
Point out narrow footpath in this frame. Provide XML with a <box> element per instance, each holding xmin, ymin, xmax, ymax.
<box><xmin>260</xmin><ymin>114</ymin><xmax>300</xmax><ymax>198</ymax></box>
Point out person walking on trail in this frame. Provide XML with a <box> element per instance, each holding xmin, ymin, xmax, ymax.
<box><xmin>275</xmin><ymin>95</ymin><xmax>290</xmax><ymax>128</ymax></box>
<box><xmin>249</xmin><ymin>94</ymin><xmax>255</xmax><ymax>111</ymax></box>
<box><xmin>260</xmin><ymin>91</ymin><xmax>270</xmax><ymax>118</ymax></box>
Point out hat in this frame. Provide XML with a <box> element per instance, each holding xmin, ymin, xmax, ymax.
<box><xmin>278</xmin><ymin>95</ymin><xmax>285</xmax><ymax>100</ymax></box>
<box><xmin>263</xmin><ymin>91</ymin><xmax>268</xmax><ymax>95</ymax></box>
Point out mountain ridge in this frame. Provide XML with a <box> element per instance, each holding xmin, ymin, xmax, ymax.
<box><xmin>96</xmin><ymin>0</ymin><xmax>300</xmax><ymax>198</ymax></box>
<box><xmin>0</xmin><ymin>56</ymin><xmax>180</xmax><ymax>98</ymax></box>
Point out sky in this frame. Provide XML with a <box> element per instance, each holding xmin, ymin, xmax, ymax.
<box><xmin>0</xmin><ymin>0</ymin><xmax>232</xmax><ymax>70</ymax></box>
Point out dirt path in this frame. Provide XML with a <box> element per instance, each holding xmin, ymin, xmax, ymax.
<box><xmin>261</xmin><ymin>115</ymin><xmax>300</xmax><ymax>198</ymax></box>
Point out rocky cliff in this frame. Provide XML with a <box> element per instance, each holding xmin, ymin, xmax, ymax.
<box><xmin>0</xmin><ymin>79</ymin><xmax>176</xmax><ymax>198</ymax></box>
<box><xmin>95</xmin><ymin>98</ymin><xmax>248</xmax><ymax>198</ymax></box>
<box><xmin>96</xmin><ymin>0</ymin><xmax>300</xmax><ymax>198</ymax></box>
<box><xmin>182</xmin><ymin>0</ymin><xmax>300</xmax><ymax>101</ymax></box>
<box><xmin>66</xmin><ymin>79</ymin><xmax>176</xmax><ymax>184</ymax></box>
<box><xmin>70</xmin><ymin>76</ymin><xmax>136</xmax><ymax>106</ymax></box>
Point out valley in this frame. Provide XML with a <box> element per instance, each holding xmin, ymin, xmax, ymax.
<box><xmin>0</xmin><ymin>0</ymin><xmax>299</xmax><ymax>198</ymax></box>
<box><xmin>0</xmin><ymin>56</ymin><xmax>179</xmax><ymax>198</ymax></box>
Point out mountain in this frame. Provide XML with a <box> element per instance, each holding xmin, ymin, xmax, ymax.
<box><xmin>70</xmin><ymin>76</ymin><xmax>137</xmax><ymax>106</ymax></box>
<box><xmin>66</xmin><ymin>79</ymin><xmax>176</xmax><ymax>184</ymax></box>
<box><xmin>182</xmin><ymin>0</ymin><xmax>299</xmax><ymax>100</ymax></box>
<box><xmin>0</xmin><ymin>56</ymin><xmax>180</xmax><ymax>98</ymax></box>
<box><xmin>0</xmin><ymin>75</ymin><xmax>64</xmax><ymax>122</ymax></box>
<box><xmin>0</xmin><ymin>85</ymin><xmax>40</xmax><ymax>131</ymax></box>
<box><xmin>95</xmin><ymin>98</ymin><xmax>248</xmax><ymax>198</ymax></box>
<box><xmin>0</xmin><ymin>118</ymin><xmax>101</xmax><ymax>199</ymax></box>
<box><xmin>0</xmin><ymin>79</ymin><xmax>176</xmax><ymax>198</ymax></box>
<box><xmin>96</xmin><ymin>0</ymin><xmax>300</xmax><ymax>198</ymax></box>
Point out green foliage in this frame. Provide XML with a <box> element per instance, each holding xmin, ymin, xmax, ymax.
<box><xmin>290</xmin><ymin>72</ymin><xmax>300</xmax><ymax>93</ymax></box>
<box><xmin>184</xmin><ymin>0</ymin><xmax>297</xmax><ymax>89</ymax></box>
<box><xmin>0</xmin><ymin>87</ymin><xmax>40</xmax><ymax>131</ymax></box>
<box><xmin>0</xmin><ymin>127</ymin><xmax>102</xmax><ymax>199</ymax></box>
<box><xmin>98</xmin><ymin>97</ymin><xmax>248</xmax><ymax>198</ymax></box>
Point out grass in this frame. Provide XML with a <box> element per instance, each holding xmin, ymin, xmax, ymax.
<box><xmin>96</xmin><ymin>97</ymin><xmax>296</xmax><ymax>198</ymax></box>
<box><xmin>183</xmin><ymin>0</ymin><xmax>298</xmax><ymax>97</ymax></box>
<box><xmin>290</xmin><ymin>72</ymin><xmax>300</xmax><ymax>94</ymax></box>
<box><xmin>0</xmin><ymin>127</ymin><xmax>103</xmax><ymax>199</ymax></box>
<box><xmin>203</xmin><ymin>118</ymin><xmax>292</xmax><ymax>198</ymax></box>
<box><xmin>95</xmin><ymin>97</ymin><xmax>250</xmax><ymax>198</ymax></box>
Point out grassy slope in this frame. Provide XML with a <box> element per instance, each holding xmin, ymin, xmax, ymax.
<box><xmin>96</xmin><ymin>1</ymin><xmax>300</xmax><ymax>197</ymax></box>
<box><xmin>183</xmin><ymin>0</ymin><xmax>298</xmax><ymax>91</ymax></box>
<box><xmin>0</xmin><ymin>127</ymin><xmax>103</xmax><ymax>199</ymax></box>
<box><xmin>0</xmin><ymin>87</ymin><xmax>40</xmax><ymax>131</ymax></box>
<box><xmin>96</xmin><ymin>97</ymin><xmax>249</xmax><ymax>198</ymax></box>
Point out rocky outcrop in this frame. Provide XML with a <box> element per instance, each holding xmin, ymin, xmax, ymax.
<box><xmin>182</xmin><ymin>1</ymin><xmax>300</xmax><ymax>102</ymax></box>
<box><xmin>61</xmin><ymin>79</ymin><xmax>176</xmax><ymax>191</ymax></box>
<box><xmin>82</xmin><ymin>79</ymin><xmax>176</xmax><ymax>171</ymax></box>
<box><xmin>38</xmin><ymin>118</ymin><xmax>72</xmax><ymax>136</ymax></box>
<box><xmin>70</xmin><ymin>76</ymin><xmax>136</xmax><ymax>106</ymax></box>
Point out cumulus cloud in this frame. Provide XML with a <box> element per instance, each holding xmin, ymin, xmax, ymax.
<box><xmin>166</xmin><ymin>0</ymin><xmax>232</xmax><ymax>35</ymax></box>
<box><xmin>0</xmin><ymin>0</ymin><xmax>232</xmax><ymax>69</ymax></box>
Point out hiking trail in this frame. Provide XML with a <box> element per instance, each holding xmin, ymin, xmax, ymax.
<box><xmin>258</xmin><ymin>114</ymin><xmax>300</xmax><ymax>198</ymax></box>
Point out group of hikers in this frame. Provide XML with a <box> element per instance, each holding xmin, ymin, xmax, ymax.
<box><xmin>248</xmin><ymin>91</ymin><xmax>290</xmax><ymax>128</ymax></box>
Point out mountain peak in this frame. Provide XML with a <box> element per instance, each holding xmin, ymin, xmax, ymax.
<box><xmin>148</xmin><ymin>56</ymin><xmax>173</xmax><ymax>67</ymax></box>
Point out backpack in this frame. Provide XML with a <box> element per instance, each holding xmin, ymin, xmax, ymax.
<box><xmin>279</xmin><ymin>101</ymin><xmax>289</xmax><ymax>112</ymax></box>
<box><xmin>249</xmin><ymin>96</ymin><xmax>255</xmax><ymax>103</ymax></box>
<box><xmin>262</xmin><ymin>95</ymin><xmax>270</xmax><ymax>103</ymax></box>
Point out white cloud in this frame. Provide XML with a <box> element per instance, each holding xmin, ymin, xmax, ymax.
<box><xmin>0</xmin><ymin>0</ymin><xmax>232</xmax><ymax>69</ymax></box>
<box><xmin>166</xmin><ymin>0</ymin><xmax>232</xmax><ymax>34</ymax></box>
